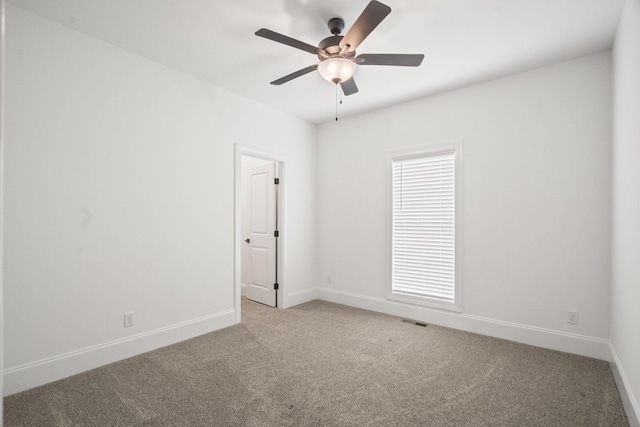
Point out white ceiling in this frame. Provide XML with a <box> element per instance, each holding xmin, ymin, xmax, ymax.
<box><xmin>8</xmin><ymin>0</ymin><xmax>624</xmax><ymax>124</ymax></box>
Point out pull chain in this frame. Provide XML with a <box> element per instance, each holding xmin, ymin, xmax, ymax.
<box><xmin>334</xmin><ymin>82</ymin><xmax>344</xmax><ymax>122</ymax></box>
<box><xmin>335</xmin><ymin>83</ymin><xmax>339</xmax><ymax>121</ymax></box>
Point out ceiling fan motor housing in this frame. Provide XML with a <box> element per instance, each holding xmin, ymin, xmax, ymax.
<box><xmin>319</xmin><ymin>35</ymin><xmax>343</xmax><ymax>53</ymax></box>
<box><xmin>318</xmin><ymin>35</ymin><xmax>355</xmax><ymax>61</ymax></box>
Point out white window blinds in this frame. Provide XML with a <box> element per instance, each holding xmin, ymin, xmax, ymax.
<box><xmin>392</xmin><ymin>151</ymin><xmax>456</xmax><ymax>303</ymax></box>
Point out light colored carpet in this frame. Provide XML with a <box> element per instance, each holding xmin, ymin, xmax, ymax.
<box><xmin>4</xmin><ymin>299</ymin><xmax>629</xmax><ymax>426</ymax></box>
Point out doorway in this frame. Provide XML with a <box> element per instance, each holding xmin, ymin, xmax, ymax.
<box><xmin>234</xmin><ymin>145</ymin><xmax>285</xmax><ymax>322</ymax></box>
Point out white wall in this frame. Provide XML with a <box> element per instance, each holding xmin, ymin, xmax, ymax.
<box><xmin>3</xmin><ymin>5</ymin><xmax>317</xmax><ymax>394</ymax></box>
<box><xmin>318</xmin><ymin>51</ymin><xmax>612</xmax><ymax>359</ymax></box>
<box><xmin>1</xmin><ymin>0</ymin><xmax>5</xmax><ymax>420</ymax></box>
<box><xmin>612</xmin><ymin>0</ymin><xmax>640</xmax><ymax>422</ymax></box>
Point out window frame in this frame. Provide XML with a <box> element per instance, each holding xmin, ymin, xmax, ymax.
<box><xmin>387</xmin><ymin>141</ymin><xmax>463</xmax><ymax>312</ymax></box>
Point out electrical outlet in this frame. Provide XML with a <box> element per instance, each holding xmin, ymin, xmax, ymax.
<box><xmin>327</xmin><ymin>275</ymin><xmax>332</xmax><ymax>284</ymax></box>
<box><xmin>567</xmin><ymin>310</ymin><xmax>579</xmax><ymax>325</ymax></box>
<box><xmin>124</xmin><ymin>312</ymin><xmax>135</xmax><ymax>328</ymax></box>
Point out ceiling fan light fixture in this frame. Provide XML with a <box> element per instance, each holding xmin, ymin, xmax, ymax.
<box><xmin>318</xmin><ymin>58</ymin><xmax>356</xmax><ymax>84</ymax></box>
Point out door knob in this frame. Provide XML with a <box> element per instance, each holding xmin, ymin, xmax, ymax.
<box><xmin>244</xmin><ymin>238</ymin><xmax>250</xmax><ymax>243</ymax></box>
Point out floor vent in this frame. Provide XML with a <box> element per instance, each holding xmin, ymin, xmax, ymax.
<box><xmin>402</xmin><ymin>319</ymin><xmax>428</xmax><ymax>327</ymax></box>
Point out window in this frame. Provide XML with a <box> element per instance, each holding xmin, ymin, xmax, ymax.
<box><xmin>389</xmin><ymin>142</ymin><xmax>462</xmax><ymax>311</ymax></box>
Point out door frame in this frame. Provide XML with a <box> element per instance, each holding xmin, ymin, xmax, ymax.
<box><xmin>234</xmin><ymin>144</ymin><xmax>286</xmax><ymax>323</ymax></box>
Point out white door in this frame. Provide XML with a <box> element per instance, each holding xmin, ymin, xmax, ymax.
<box><xmin>244</xmin><ymin>163</ymin><xmax>277</xmax><ymax>307</ymax></box>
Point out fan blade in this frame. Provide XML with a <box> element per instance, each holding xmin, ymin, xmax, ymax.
<box><xmin>340</xmin><ymin>78</ymin><xmax>359</xmax><ymax>96</ymax></box>
<box><xmin>255</xmin><ymin>28</ymin><xmax>318</xmax><ymax>54</ymax></box>
<box><xmin>270</xmin><ymin>64</ymin><xmax>319</xmax><ymax>85</ymax></box>
<box><xmin>339</xmin><ymin>1</ymin><xmax>391</xmax><ymax>52</ymax></box>
<box><xmin>356</xmin><ymin>53</ymin><xmax>424</xmax><ymax>66</ymax></box>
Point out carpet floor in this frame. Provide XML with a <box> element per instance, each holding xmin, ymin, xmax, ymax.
<box><xmin>4</xmin><ymin>299</ymin><xmax>629</xmax><ymax>426</ymax></box>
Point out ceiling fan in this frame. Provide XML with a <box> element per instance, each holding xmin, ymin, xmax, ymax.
<box><xmin>255</xmin><ymin>0</ymin><xmax>424</xmax><ymax>96</ymax></box>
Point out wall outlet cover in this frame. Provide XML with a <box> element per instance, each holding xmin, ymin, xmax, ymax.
<box><xmin>124</xmin><ymin>312</ymin><xmax>135</xmax><ymax>328</ymax></box>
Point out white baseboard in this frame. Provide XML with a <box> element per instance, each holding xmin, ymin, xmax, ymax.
<box><xmin>610</xmin><ymin>344</ymin><xmax>640</xmax><ymax>427</ymax></box>
<box><xmin>3</xmin><ymin>309</ymin><xmax>236</xmax><ymax>396</ymax></box>
<box><xmin>317</xmin><ymin>287</ymin><xmax>611</xmax><ymax>360</ymax></box>
<box><xmin>284</xmin><ymin>287</ymin><xmax>319</xmax><ymax>308</ymax></box>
